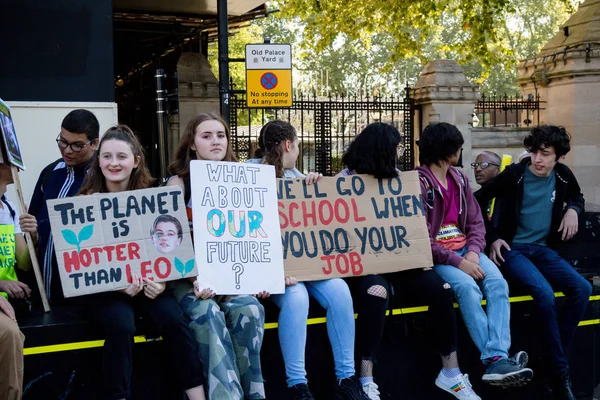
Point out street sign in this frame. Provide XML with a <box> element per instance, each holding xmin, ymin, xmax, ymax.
<box><xmin>245</xmin><ymin>44</ymin><xmax>292</xmax><ymax>108</ymax></box>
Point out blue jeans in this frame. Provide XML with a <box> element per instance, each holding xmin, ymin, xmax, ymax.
<box><xmin>434</xmin><ymin>248</ymin><xmax>511</xmax><ymax>362</ymax></box>
<box><xmin>271</xmin><ymin>279</ymin><xmax>355</xmax><ymax>387</ymax></box>
<box><xmin>501</xmin><ymin>243</ymin><xmax>592</xmax><ymax>376</ymax></box>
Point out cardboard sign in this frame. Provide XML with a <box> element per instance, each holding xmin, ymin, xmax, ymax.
<box><xmin>0</xmin><ymin>98</ymin><xmax>25</xmax><ymax>169</ymax></box>
<box><xmin>48</xmin><ymin>187</ymin><xmax>197</xmax><ymax>297</ymax></box>
<box><xmin>190</xmin><ymin>160</ymin><xmax>285</xmax><ymax>295</ymax></box>
<box><xmin>278</xmin><ymin>172</ymin><xmax>433</xmax><ymax>280</ymax></box>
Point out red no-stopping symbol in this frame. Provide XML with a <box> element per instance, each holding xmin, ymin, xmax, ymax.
<box><xmin>261</xmin><ymin>72</ymin><xmax>278</xmax><ymax>90</ymax></box>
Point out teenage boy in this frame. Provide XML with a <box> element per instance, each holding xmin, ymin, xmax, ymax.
<box><xmin>474</xmin><ymin>125</ymin><xmax>592</xmax><ymax>400</ymax></box>
<box><xmin>19</xmin><ymin>109</ymin><xmax>99</xmax><ymax>304</ymax></box>
<box><xmin>416</xmin><ymin>122</ymin><xmax>533</xmax><ymax>388</ymax></box>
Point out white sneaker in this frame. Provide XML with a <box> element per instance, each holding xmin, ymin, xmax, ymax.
<box><xmin>362</xmin><ymin>381</ymin><xmax>381</xmax><ymax>400</ymax></box>
<box><xmin>435</xmin><ymin>371</ymin><xmax>481</xmax><ymax>400</ymax></box>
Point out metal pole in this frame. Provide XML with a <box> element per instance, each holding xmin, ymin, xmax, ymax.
<box><xmin>155</xmin><ymin>68</ymin><xmax>168</xmax><ymax>181</ymax></box>
<box><xmin>217</xmin><ymin>0</ymin><xmax>230</xmax><ymax>125</ymax></box>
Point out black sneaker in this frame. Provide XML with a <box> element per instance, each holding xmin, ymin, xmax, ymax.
<box><xmin>290</xmin><ymin>383</ymin><xmax>315</xmax><ymax>400</ymax></box>
<box><xmin>333</xmin><ymin>375</ymin><xmax>370</xmax><ymax>400</ymax></box>
<box><xmin>482</xmin><ymin>357</ymin><xmax>533</xmax><ymax>388</ymax></box>
<box><xmin>550</xmin><ymin>373</ymin><xmax>576</xmax><ymax>400</ymax></box>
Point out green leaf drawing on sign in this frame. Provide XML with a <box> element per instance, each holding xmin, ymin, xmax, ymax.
<box><xmin>174</xmin><ymin>258</ymin><xmax>185</xmax><ymax>278</ymax></box>
<box><xmin>78</xmin><ymin>224</ymin><xmax>94</xmax><ymax>243</ymax></box>
<box><xmin>184</xmin><ymin>259</ymin><xmax>195</xmax><ymax>276</ymax></box>
<box><xmin>61</xmin><ymin>229</ymin><xmax>80</xmax><ymax>251</ymax></box>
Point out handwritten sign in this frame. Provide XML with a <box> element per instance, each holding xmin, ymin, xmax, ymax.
<box><xmin>278</xmin><ymin>172</ymin><xmax>433</xmax><ymax>280</ymax></box>
<box><xmin>48</xmin><ymin>187</ymin><xmax>197</xmax><ymax>297</ymax></box>
<box><xmin>0</xmin><ymin>98</ymin><xmax>25</xmax><ymax>169</ymax></box>
<box><xmin>190</xmin><ymin>160</ymin><xmax>285</xmax><ymax>295</ymax></box>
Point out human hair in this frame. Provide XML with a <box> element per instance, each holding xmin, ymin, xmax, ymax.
<box><xmin>342</xmin><ymin>123</ymin><xmax>401</xmax><ymax>178</ymax></box>
<box><xmin>78</xmin><ymin>125</ymin><xmax>153</xmax><ymax>194</ymax></box>
<box><xmin>418</xmin><ymin>122</ymin><xmax>464</xmax><ymax>166</ymax></box>
<box><xmin>479</xmin><ymin>151</ymin><xmax>501</xmax><ymax>165</ymax></box>
<box><xmin>254</xmin><ymin>124</ymin><xmax>268</xmax><ymax>158</ymax></box>
<box><xmin>61</xmin><ymin>109</ymin><xmax>100</xmax><ymax>141</ymax></box>
<box><xmin>168</xmin><ymin>112</ymin><xmax>237</xmax><ymax>178</ymax></box>
<box><xmin>524</xmin><ymin>125</ymin><xmax>571</xmax><ymax>160</ymax></box>
<box><xmin>151</xmin><ymin>215</ymin><xmax>183</xmax><ymax>238</ymax></box>
<box><xmin>261</xmin><ymin>121</ymin><xmax>298</xmax><ymax>178</ymax></box>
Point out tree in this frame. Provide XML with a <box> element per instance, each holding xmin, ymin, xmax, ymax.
<box><xmin>278</xmin><ymin>0</ymin><xmax>580</xmax><ymax>71</ymax></box>
<box><xmin>259</xmin><ymin>0</ymin><xmax>582</xmax><ymax>94</ymax></box>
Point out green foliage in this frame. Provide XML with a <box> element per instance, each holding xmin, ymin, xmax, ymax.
<box><xmin>260</xmin><ymin>0</ymin><xmax>582</xmax><ymax>94</ymax></box>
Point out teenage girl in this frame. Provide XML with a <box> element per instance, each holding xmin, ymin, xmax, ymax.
<box><xmin>168</xmin><ymin>113</ymin><xmax>267</xmax><ymax>400</ymax></box>
<box><xmin>78</xmin><ymin>125</ymin><xmax>206</xmax><ymax>400</ymax></box>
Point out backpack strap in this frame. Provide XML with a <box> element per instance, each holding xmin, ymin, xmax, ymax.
<box><xmin>0</xmin><ymin>195</ymin><xmax>16</xmax><ymax>221</ymax></box>
<box><xmin>418</xmin><ymin>173</ymin><xmax>435</xmax><ymax>208</ymax></box>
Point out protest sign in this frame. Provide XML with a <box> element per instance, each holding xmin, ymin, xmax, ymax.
<box><xmin>0</xmin><ymin>98</ymin><xmax>25</xmax><ymax>169</ymax></box>
<box><xmin>48</xmin><ymin>187</ymin><xmax>197</xmax><ymax>297</ymax></box>
<box><xmin>278</xmin><ymin>172</ymin><xmax>433</xmax><ymax>280</ymax></box>
<box><xmin>190</xmin><ymin>160</ymin><xmax>285</xmax><ymax>295</ymax></box>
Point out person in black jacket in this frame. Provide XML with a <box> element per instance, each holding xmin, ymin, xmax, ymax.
<box><xmin>474</xmin><ymin>125</ymin><xmax>592</xmax><ymax>400</ymax></box>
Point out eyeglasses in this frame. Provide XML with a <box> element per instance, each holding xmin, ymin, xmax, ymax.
<box><xmin>470</xmin><ymin>162</ymin><xmax>499</xmax><ymax>169</ymax></box>
<box><xmin>153</xmin><ymin>232</ymin><xmax>179</xmax><ymax>240</ymax></box>
<box><xmin>56</xmin><ymin>135</ymin><xmax>94</xmax><ymax>152</ymax></box>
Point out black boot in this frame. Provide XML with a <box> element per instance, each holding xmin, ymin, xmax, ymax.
<box><xmin>290</xmin><ymin>383</ymin><xmax>315</xmax><ymax>400</ymax></box>
<box><xmin>551</xmin><ymin>373</ymin><xmax>576</xmax><ymax>400</ymax></box>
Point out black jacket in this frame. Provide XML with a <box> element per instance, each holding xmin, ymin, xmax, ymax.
<box><xmin>474</xmin><ymin>158</ymin><xmax>584</xmax><ymax>249</ymax></box>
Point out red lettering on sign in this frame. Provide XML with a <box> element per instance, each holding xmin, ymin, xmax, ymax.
<box><xmin>140</xmin><ymin>261</ymin><xmax>152</xmax><ymax>279</ymax></box>
<box><xmin>321</xmin><ymin>255</ymin><xmax>335</xmax><ymax>274</ymax></box>
<box><xmin>63</xmin><ymin>251</ymin><xmax>80</xmax><ymax>273</ymax></box>
<box><xmin>154</xmin><ymin>257</ymin><xmax>171</xmax><ymax>280</ymax></box>
<box><xmin>318</xmin><ymin>200</ymin><xmax>334</xmax><ymax>226</ymax></box>
<box><xmin>336</xmin><ymin>253</ymin><xmax>350</xmax><ymax>274</ymax></box>
<box><xmin>350</xmin><ymin>199</ymin><xmax>366</xmax><ymax>222</ymax></box>
<box><xmin>128</xmin><ymin>242</ymin><xmax>140</xmax><ymax>259</ymax></box>
<box><xmin>349</xmin><ymin>252</ymin><xmax>363</xmax><ymax>275</ymax></box>
<box><xmin>302</xmin><ymin>202</ymin><xmax>317</xmax><ymax>227</ymax></box>
<box><xmin>289</xmin><ymin>202</ymin><xmax>301</xmax><ymax>228</ymax></box>
<box><xmin>278</xmin><ymin>202</ymin><xmax>289</xmax><ymax>229</ymax></box>
<box><xmin>116</xmin><ymin>244</ymin><xmax>127</xmax><ymax>261</ymax></box>
<box><xmin>334</xmin><ymin>199</ymin><xmax>350</xmax><ymax>223</ymax></box>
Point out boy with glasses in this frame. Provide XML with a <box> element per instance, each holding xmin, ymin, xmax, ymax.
<box><xmin>19</xmin><ymin>109</ymin><xmax>99</xmax><ymax>304</ymax></box>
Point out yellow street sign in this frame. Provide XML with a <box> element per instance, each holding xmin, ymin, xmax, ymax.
<box><xmin>246</xmin><ymin>69</ymin><xmax>292</xmax><ymax>107</ymax></box>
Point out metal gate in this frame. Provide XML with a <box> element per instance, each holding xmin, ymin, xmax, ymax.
<box><xmin>229</xmin><ymin>91</ymin><xmax>416</xmax><ymax>176</ymax></box>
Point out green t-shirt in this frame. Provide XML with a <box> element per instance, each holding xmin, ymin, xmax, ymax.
<box><xmin>0</xmin><ymin>224</ymin><xmax>17</xmax><ymax>298</ymax></box>
<box><xmin>513</xmin><ymin>166</ymin><xmax>555</xmax><ymax>246</ymax></box>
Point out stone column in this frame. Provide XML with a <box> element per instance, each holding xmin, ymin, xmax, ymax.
<box><xmin>517</xmin><ymin>0</ymin><xmax>600</xmax><ymax>209</ymax></box>
<box><xmin>168</xmin><ymin>52</ymin><xmax>220</xmax><ymax>163</ymax></box>
<box><xmin>411</xmin><ymin>60</ymin><xmax>480</xmax><ymax>182</ymax></box>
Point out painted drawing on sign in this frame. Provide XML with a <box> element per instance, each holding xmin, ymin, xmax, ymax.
<box><xmin>191</xmin><ymin>160</ymin><xmax>285</xmax><ymax>295</ymax></box>
<box><xmin>48</xmin><ymin>187</ymin><xmax>197</xmax><ymax>297</ymax></box>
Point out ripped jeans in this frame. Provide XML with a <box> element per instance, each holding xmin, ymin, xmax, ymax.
<box><xmin>354</xmin><ymin>269</ymin><xmax>458</xmax><ymax>364</ymax></box>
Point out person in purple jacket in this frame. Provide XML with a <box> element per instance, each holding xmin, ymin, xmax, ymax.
<box><xmin>416</xmin><ymin>122</ymin><xmax>533</xmax><ymax>388</ymax></box>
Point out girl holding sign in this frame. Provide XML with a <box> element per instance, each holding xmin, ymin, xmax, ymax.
<box><xmin>168</xmin><ymin>112</ymin><xmax>267</xmax><ymax>400</ymax></box>
<box><xmin>253</xmin><ymin>121</ymin><xmax>369</xmax><ymax>400</ymax></box>
<box><xmin>78</xmin><ymin>126</ymin><xmax>206</xmax><ymax>400</ymax></box>
<box><xmin>338</xmin><ymin>123</ymin><xmax>481</xmax><ymax>400</ymax></box>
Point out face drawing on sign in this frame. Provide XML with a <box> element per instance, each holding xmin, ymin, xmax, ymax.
<box><xmin>151</xmin><ymin>215</ymin><xmax>183</xmax><ymax>254</ymax></box>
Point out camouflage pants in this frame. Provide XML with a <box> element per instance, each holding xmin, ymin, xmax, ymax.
<box><xmin>172</xmin><ymin>281</ymin><xmax>266</xmax><ymax>400</ymax></box>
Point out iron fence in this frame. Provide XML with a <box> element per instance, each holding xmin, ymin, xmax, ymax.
<box><xmin>474</xmin><ymin>93</ymin><xmax>543</xmax><ymax>128</ymax></box>
<box><xmin>229</xmin><ymin>91</ymin><xmax>416</xmax><ymax>176</ymax></box>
